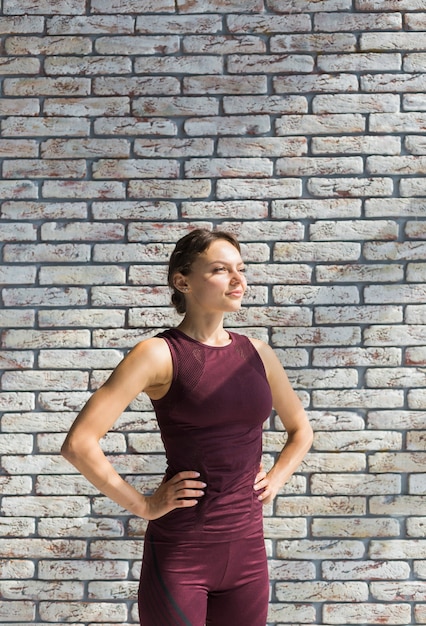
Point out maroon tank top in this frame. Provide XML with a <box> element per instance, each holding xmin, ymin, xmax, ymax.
<box><xmin>150</xmin><ymin>328</ymin><xmax>273</xmax><ymax>541</ymax></box>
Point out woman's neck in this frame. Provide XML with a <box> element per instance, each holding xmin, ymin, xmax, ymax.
<box><xmin>176</xmin><ymin>315</ymin><xmax>230</xmax><ymax>347</ymax></box>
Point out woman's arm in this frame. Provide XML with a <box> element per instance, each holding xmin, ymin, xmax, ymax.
<box><xmin>251</xmin><ymin>339</ymin><xmax>313</xmax><ymax>504</ymax></box>
<box><xmin>61</xmin><ymin>337</ymin><xmax>205</xmax><ymax>519</ymax></box>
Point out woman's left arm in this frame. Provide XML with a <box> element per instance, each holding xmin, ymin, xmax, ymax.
<box><xmin>251</xmin><ymin>340</ymin><xmax>314</xmax><ymax>504</ymax></box>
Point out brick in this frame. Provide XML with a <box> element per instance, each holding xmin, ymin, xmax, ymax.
<box><xmin>319</xmin><ymin>53</ymin><xmax>401</xmax><ymax>72</ymax></box>
<box><xmin>0</xmin><ymin>57</ymin><xmax>40</xmax><ymax>75</ymax></box>
<box><xmin>2</xmin><ymin>116</ymin><xmax>89</xmax><ymax>137</ymax></box>
<box><xmin>276</xmin><ymin>242</ymin><xmax>360</xmax><ymax>263</ymax></box>
<box><xmin>314</xmin><ymin>11</ymin><xmax>402</xmax><ymax>31</ymax></box>
<box><xmin>276</xmin><ymin>156</ymin><xmax>363</xmax><ymax>176</ymax></box>
<box><xmin>313</xmin><ymin>93</ymin><xmax>399</xmax><ymax>113</ymax></box>
<box><xmin>404</xmin><ymin>53</ymin><xmax>426</xmax><ymax>73</ymax></box>
<box><xmin>314</xmin><ymin>517</ymin><xmax>401</xmax><ymax>537</ymax></box>
<box><xmin>272</xmin><ymin>33</ymin><xmax>355</xmax><ymax>53</ymax></box>
<box><xmin>136</xmin><ymin>14</ymin><xmax>222</xmax><ymax>33</ymax></box>
<box><xmin>0</xmin><ymin>434</ymin><xmax>33</xmax><ymax>454</ymax></box>
<box><xmin>365</xmin><ymin>285</ymin><xmax>426</xmax><ymax>304</ymax></box>
<box><xmin>4</xmin><ymin>77</ymin><xmax>90</xmax><ymax>97</ymax></box>
<box><xmin>45</xmin><ymin>56</ymin><xmax>132</xmax><ymax>76</ymax></box>
<box><xmin>47</xmin><ymin>15</ymin><xmax>135</xmax><ymax>34</ymax></box>
<box><xmin>0</xmin><ymin>351</ymin><xmax>34</xmax><ymax>369</ymax></box>
<box><xmin>128</xmin><ymin>221</ymin><xmax>212</xmax><ymax>242</ymax></box>
<box><xmin>0</xmin><ymin>602</ymin><xmax>34</xmax><ymax>622</ymax></box>
<box><xmin>313</xmin><ymin>431</ymin><xmax>402</xmax><ymax>452</ymax></box>
<box><xmin>272</xmin><ymin>326</ymin><xmax>361</xmax><ymax>347</ymax></box>
<box><xmin>94</xmin><ymin>116</ymin><xmax>176</xmax><ymax>136</ymax></box>
<box><xmin>0</xmin><ymin>139</ymin><xmax>38</xmax><ymax>158</ymax></box>
<box><xmin>39</xmin><ymin>265</ymin><xmax>125</xmax><ymax>285</ymax></box>
<box><xmin>276</xmin><ymin>539</ymin><xmax>365</xmax><ymax>560</ymax></box>
<box><xmin>362</xmin><ymin>73</ymin><xmax>426</xmax><ymax>92</ymax></box>
<box><xmin>274</xmin><ymin>285</ymin><xmax>359</xmax><ymax>306</ymax></box>
<box><xmin>3</xmin><ymin>0</ymin><xmax>85</xmax><ymax>13</ymax></box>
<box><xmin>312</xmin><ymin>135</ymin><xmax>401</xmax><ymax>155</ymax></box>
<box><xmin>184</xmin><ymin>34</ymin><xmax>265</xmax><ymax>54</ymax></box>
<box><xmin>42</xmin><ymin>181</ymin><xmax>125</xmax><ymax>199</ymax></box>
<box><xmin>42</xmin><ymin>138</ymin><xmax>130</xmax><ymax>159</ymax></box>
<box><xmin>0</xmin><ymin>181</ymin><xmax>38</xmax><ymax>199</ymax></box>
<box><xmin>182</xmin><ymin>201</ymin><xmax>267</xmax><ymax>219</ymax></box>
<box><xmin>217</xmin><ymin>178</ymin><xmax>301</xmax><ymax>199</ymax></box>
<box><xmin>1</xmin><ymin>330</ymin><xmax>90</xmax><ymax>349</ymax></box>
<box><xmin>315</xmin><ymin>305</ymin><xmax>402</xmax><ymax>325</ymax></box>
<box><xmin>39</xmin><ymin>601</ymin><xmax>127</xmax><ymax>622</ymax></box>
<box><xmin>2</xmin><ymin>370</ymin><xmax>88</xmax><ymax>391</ymax></box>
<box><xmin>0</xmin><ymin>16</ymin><xmax>44</xmax><ymax>33</ymax></box>
<box><xmin>44</xmin><ymin>97</ymin><xmax>129</xmax><ymax>117</ymax></box>
<box><xmin>364</xmin><ymin>241</ymin><xmax>426</xmax><ymax>261</ymax></box>
<box><xmin>218</xmin><ymin>136</ymin><xmax>307</xmax><ymax>156</ymax></box>
<box><xmin>228</xmin><ymin>53</ymin><xmax>314</xmax><ymax>74</ymax></box>
<box><xmin>176</xmin><ymin>0</ymin><xmax>263</xmax><ymax>11</ymax></box>
<box><xmin>2</xmin><ymin>496</ymin><xmax>90</xmax><ymax>518</ymax></box>
<box><xmin>312</xmin><ymin>389</ymin><xmax>404</xmax><ymax>409</ymax></box>
<box><xmin>0</xmin><ymin>98</ymin><xmax>39</xmax><ymax>116</ymax></box>
<box><xmin>0</xmin><ymin>559</ymin><xmax>34</xmax><ymax>578</ymax></box>
<box><xmin>365</xmin><ymin>198</ymin><xmax>426</xmax><ymax>216</ymax></box>
<box><xmin>322</xmin><ymin>560</ymin><xmax>409</xmax><ymax>580</ymax></box>
<box><xmin>323</xmin><ymin>603</ymin><xmax>411</xmax><ymax>625</ymax></box>
<box><xmin>135</xmin><ymin>138</ymin><xmax>213</xmax><ymax>157</ymax></box>
<box><xmin>276</xmin><ymin>113</ymin><xmax>365</xmax><ymax>135</ymax></box>
<box><xmin>93</xmin><ymin>243</ymin><xmax>173</xmax><ymax>263</ymax></box>
<box><xmin>405</xmin><ymin>136</ymin><xmax>426</xmax><ymax>154</ymax></box>
<box><xmin>0</xmin><ymin>310</ymin><xmax>35</xmax><ymax>328</ymax></box>
<box><xmin>135</xmin><ymin>56</ymin><xmax>223</xmax><ymax>75</ymax></box>
<box><xmin>364</xmin><ymin>325</ymin><xmax>426</xmax><ymax>347</ymax></box>
<box><xmin>91</xmin><ymin>201</ymin><xmax>177</xmax><ymax>220</ymax></box>
<box><xmin>313</xmin><ymin>347</ymin><xmax>401</xmax><ymax>367</ymax></box>
<box><xmin>0</xmin><ymin>223</ymin><xmax>37</xmax><ymax>241</ymax></box>
<box><xmin>227</xmin><ymin>13</ymin><xmax>310</xmax><ymax>33</ymax></box>
<box><xmin>93</xmin><ymin>159</ymin><xmax>179</xmax><ymax>180</ymax></box>
<box><xmin>129</xmin><ymin>179</ymin><xmax>211</xmax><ymax>199</ymax></box>
<box><xmin>369</xmin><ymin>453</ymin><xmax>426</xmax><ymax>473</ymax></box>
<box><xmin>406</xmin><ymin>221</ymin><xmax>426</xmax><ymax>239</ymax></box>
<box><xmin>3</xmin><ymin>243</ymin><xmax>90</xmax><ymax>262</ymax></box>
<box><xmin>308</xmin><ymin>177</ymin><xmax>393</xmax><ymax>197</ymax></box>
<box><xmin>184</xmin><ymin>115</ymin><xmax>270</xmax><ymax>136</ymax></box>
<box><xmin>274</xmin><ymin>72</ymin><xmax>358</xmax><ymax>93</ymax></box>
<box><xmin>185</xmin><ymin>157</ymin><xmax>272</xmax><ymax>178</ymax></box>
<box><xmin>273</xmin><ymin>198</ymin><xmax>361</xmax><ymax>219</ymax></box>
<box><xmin>94</xmin><ymin>76</ymin><xmax>180</xmax><ymax>96</ymax></box>
<box><xmin>302</xmin><ymin>453</ymin><xmax>366</xmax><ymax>473</ymax></box>
<box><xmin>133</xmin><ymin>97</ymin><xmax>218</xmax><ymax>117</ymax></box>
<box><xmin>276</xmin><ymin>580</ymin><xmax>368</xmax><ymax>602</ymax></box>
<box><xmin>91</xmin><ymin>0</ymin><xmax>174</xmax><ymax>11</ymax></box>
<box><xmin>183</xmin><ymin>75</ymin><xmax>267</xmax><ymax>94</ymax></box>
<box><xmin>6</xmin><ymin>36</ymin><xmax>91</xmax><ymax>55</ymax></box>
<box><xmin>3</xmin><ymin>159</ymin><xmax>86</xmax><ymax>179</ymax></box>
<box><xmin>316</xmin><ymin>263</ymin><xmax>403</xmax><ymax>283</ymax></box>
<box><xmin>406</xmin><ymin>306</ymin><xmax>426</xmax><ymax>324</ymax></box>
<box><xmin>0</xmin><ymin>393</ymin><xmax>34</xmax><ymax>412</ymax></box>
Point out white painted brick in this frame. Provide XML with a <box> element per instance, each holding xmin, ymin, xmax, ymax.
<box><xmin>323</xmin><ymin>602</ymin><xmax>411</xmax><ymax>625</ymax></box>
<box><xmin>136</xmin><ymin>14</ymin><xmax>222</xmax><ymax>33</ymax></box>
<box><xmin>91</xmin><ymin>201</ymin><xmax>177</xmax><ymax>220</ymax></box>
<box><xmin>276</xmin><ymin>580</ymin><xmax>368</xmax><ymax>602</ymax></box>
<box><xmin>183</xmin><ymin>75</ymin><xmax>267</xmax><ymax>94</ymax></box>
<box><xmin>322</xmin><ymin>560</ymin><xmax>409</xmax><ymax>580</ymax></box>
<box><xmin>134</xmin><ymin>138</ymin><xmax>213</xmax><ymax>157</ymax></box>
<box><xmin>94</xmin><ymin>76</ymin><xmax>180</xmax><ymax>96</ymax></box>
<box><xmin>312</xmin><ymin>135</ymin><xmax>401</xmax><ymax>155</ymax></box>
<box><xmin>44</xmin><ymin>97</ymin><xmax>129</xmax><ymax>117</ymax></box>
<box><xmin>276</xmin><ymin>113</ymin><xmax>365</xmax><ymax>135</ymax></box>
<box><xmin>45</xmin><ymin>56</ymin><xmax>132</xmax><ymax>76</ymax></box>
<box><xmin>316</xmin><ymin>263</ymin><xmax>403</xmax><ymax>283</ymax></box>
<box><xmin>273</xmin><ymin>198</ymin><xmax>362</xmax><ymax>219</ymax></box>
<box><xmin>308</xmin><ymin>177</ymin><xmax>394</xmax><ymax>198</ymax></box>
<box><xmin>314</xmin><ymin>11</ymin><xmax>402</xmax><ymax>32</ymax></box>
<box><xmin>276</xmin><ymin>539</ymin><xmax>365</xmax><ymax>560</ymax></box>
<box><xmin>182</xmin><ymin>201</ymin><xmax>267</xmax><ymax>219</ymax></box>
<box><xmin>276</xmin><ymin>156</ymin><xmax>363</xmax><ymax>176</ymax></box>
<box><xmin>313</xmin><ymin>517</ymin><xmax>401</xmax><ymax>537</ymax></box>
<box><xmin>4</xmin><ymin>0</ymin><xmax>85</xmax><ymax>12</ymax></box>
<box><xmin>274</xmin><ymin>72</ymin><xmax>358</xmax><ymax>93</ymax></box>
<box><xmin>318</xmin><ymin>52</ymin><xmax>401</xmax><ymax>72</ymax></box>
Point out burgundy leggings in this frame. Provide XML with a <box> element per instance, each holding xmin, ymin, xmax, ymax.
<box><xmin>138</xmin><ymin>527</ymin><xmax>269</xmax><ymax>626</ymax></box>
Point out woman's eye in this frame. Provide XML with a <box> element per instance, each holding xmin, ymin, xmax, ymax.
<box><xmin>213</xmin><ymin>267</ymin><xmax>226</xmax><ymax>272</ymax></box>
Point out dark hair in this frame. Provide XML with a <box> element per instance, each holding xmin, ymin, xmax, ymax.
<box><xmin>168</xmin><ymin>228</ymin><xmax>241</xmax><ymax>314</ymax></box>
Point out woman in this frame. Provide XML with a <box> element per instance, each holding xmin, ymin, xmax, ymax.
<box><xmin>61</xmin><ymin>228</ymin><xmax>313</xmax><ymax>626</ymax></box>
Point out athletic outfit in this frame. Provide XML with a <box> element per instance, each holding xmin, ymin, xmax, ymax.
<box><xmin>138</xmin><ymin>328</ymin><xmax>273</xmax><ymax>626</ymax></box>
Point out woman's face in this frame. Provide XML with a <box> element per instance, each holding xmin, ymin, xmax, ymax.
<box><xmin>178</xmin><ymin>239</ymin><xmax>247</xmax><ymax>313</ymax></box>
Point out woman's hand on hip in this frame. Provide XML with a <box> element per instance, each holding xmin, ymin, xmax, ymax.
<box><xmin>144</xmin><ymin>471</ymin><xmax>206</xmax><ymax>520</ymax></box>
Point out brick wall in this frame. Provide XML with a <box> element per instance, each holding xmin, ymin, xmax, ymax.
<box><xmin>1</xmin><ymin>1</ymin><xmax>425</xmax><ymax>624</ymax></box>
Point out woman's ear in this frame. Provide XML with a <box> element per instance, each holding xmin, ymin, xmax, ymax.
<box><xmin>173</xmin><ymin>273</ymin><xmax>190</xmax><ymax>293</ymax></box>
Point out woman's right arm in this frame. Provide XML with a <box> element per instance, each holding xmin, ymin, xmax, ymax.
<box><xmin>61</xmin><ymin>337</ymin><xmax>205</xmax><ymax>520</ymax></box>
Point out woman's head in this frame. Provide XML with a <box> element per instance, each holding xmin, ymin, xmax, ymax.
<box><xmin>168</xmin><ymin>228</ymin><xmax>242</xmax><ymax>314</ymax></box>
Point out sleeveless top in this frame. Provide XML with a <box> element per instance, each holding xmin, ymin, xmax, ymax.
<box><xmin>149</xmin><ymin>328</ymin><xmax>273</xmax><ymax>542</ymax></box>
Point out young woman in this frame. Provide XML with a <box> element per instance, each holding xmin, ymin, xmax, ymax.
<box><xmin>61</xmin><ymin>228</ymin><xmax>313</xmax><ymax>626</ymax></box>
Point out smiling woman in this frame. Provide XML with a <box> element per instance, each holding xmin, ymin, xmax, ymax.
<box><xmin>61</xmin><ymin>227</ymin><xmax>313</xmax><ymax>626</ymax></box>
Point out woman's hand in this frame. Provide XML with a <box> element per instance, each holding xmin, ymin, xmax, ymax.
<box><xmin>143</xmin><ymin>471</ymin><xmax>206</xmax><ymax>520</ymax></box>
<box><xmin>253</xmin><ymin>464</ymin><xmax>279</xmax><ymax>505</ymax></box>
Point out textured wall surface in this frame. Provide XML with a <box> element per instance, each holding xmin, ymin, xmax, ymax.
<box><xmin>1</xmin><ymin>1</ymin><xmax>426</xmax><ymax>625</ymax></box>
